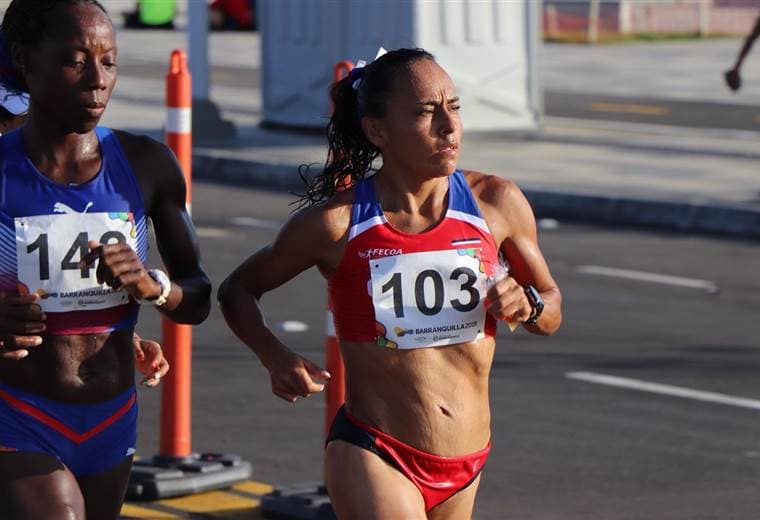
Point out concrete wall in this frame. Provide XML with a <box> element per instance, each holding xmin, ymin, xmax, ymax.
<box><xmin>260</xmin><ymin>0</ymin><xmax>541</xmax><ymax>131</ymax></box>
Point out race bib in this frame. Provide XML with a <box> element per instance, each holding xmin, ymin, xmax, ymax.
<box><xmin>370</xmin><ymin>249</ymin><xmax>488</xmax><ymax>349</ymax></box>
<box><xmin>15</xmin><ymin>212</ymin><xmax>138</xmax><ymax>312</ymax></box>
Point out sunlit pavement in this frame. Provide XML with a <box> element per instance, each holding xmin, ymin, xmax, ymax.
<box><xmin>120</xmin><ymin>480</ymin><xmax>273</xmax><ymax>519</ymax></box>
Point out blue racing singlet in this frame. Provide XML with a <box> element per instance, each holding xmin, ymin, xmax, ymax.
<box><xmin>0</xmin><ymin>127</ymin><xmax>149</xmax><ymax>335</ymax></box>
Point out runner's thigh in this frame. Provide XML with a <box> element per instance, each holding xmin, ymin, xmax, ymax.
<box><xmin>427</xmin><ymin>474</ymin><xmax>481</xmax><ymax>520</ymax></box>
<box><xmin>325</xmin><ymin>440</ymin><xmax>427</xmax><ymax>520</ymax></box>
<box><xmin>77</xmin><ymin>455</ymin><xmax>134</xmax><ymax>520</ymax></box>
<box><xmin>0</xmin><ymin>451</ymin><xmax>85</xmax><ymax>520</ymax></box>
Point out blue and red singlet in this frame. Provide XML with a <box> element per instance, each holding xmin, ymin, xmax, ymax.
<box><xmin>0</xmin><ymin>127</ymin><xmax>149</xmax><ymax>335</ymax></box>
<box><xmin>328</xmin><ymin>170</ymin><xmax>499</xmax><ymax>349</ymax></box>
<box><xmin>0</xmin><ymin>127</ymin><xmax>146</xmax><ymax>476</ymax></box>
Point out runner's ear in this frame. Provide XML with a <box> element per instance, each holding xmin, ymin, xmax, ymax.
<box><xmin>361</xmin><ymin>116</ymin><xmax>387</xmax><ymax>150</ymax></box>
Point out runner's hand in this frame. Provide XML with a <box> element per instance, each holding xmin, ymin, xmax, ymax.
<box><xmin>79</xmin><ymin>241</ymin><xmax>162</xmax><ymax>301</ymax></box>
<box><xmin>0</xmin><ymin>290</ymin><xmax>46</xmax><ymax>360</ymax></box>
<box><xmin>485</xmin><ymin>276</ymin><xmax>533</xmax><ymax>323</ymax></box>
<box><xmin>266</xmin><ymin>348</ymin><xmax>331</xmax><ymax>403</ymax></box>
<box><xmin>134</xmin><ymin>333</ymin><xmax>169</xmax><ymax>387</ymax></box>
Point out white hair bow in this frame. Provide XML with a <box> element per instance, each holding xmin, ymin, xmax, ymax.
<box><xmin>351</xmin><ymin>47</ymin><xmax>388</xmax><ymax>91</ymax></box>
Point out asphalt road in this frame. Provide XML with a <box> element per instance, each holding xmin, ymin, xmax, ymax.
<box><xmin>545</xmin><ymin>90</ymin><xmax>760</xmax><ymax>132</ymax></box>
<box><xmin>130</xmin><ymin>182</ymin><xmax>760</xmax><ymax>520</ymax></box>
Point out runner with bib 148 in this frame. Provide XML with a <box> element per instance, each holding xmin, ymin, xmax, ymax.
<box><xmin>219</xmin><ymin>47</ymin><xmax>562</xmax><ymax>520</ymax></box>
<box><xmin>0</xmin><ymin>1</ymin><xmax>211</xmax><ymax>519</ymax></box>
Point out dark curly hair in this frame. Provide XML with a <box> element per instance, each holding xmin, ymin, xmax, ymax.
<box><xmin>295</xmin><ymin>48</ymin><xmax>435</xmax><ymax>208</ymax></box>
<box><xmin>0</xmin><ymin>0</ymin><xmax>109</xmax><ymax>95</ymax></box>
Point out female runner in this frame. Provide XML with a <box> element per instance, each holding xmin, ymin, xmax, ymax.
<box><xmin>0</xmin><ymin>1</ymin><xmax>211</xmax><ymax>518</ymax></box>
<box><xmin>220</xmin><ymin>48</ymin><xmax>561</xmax><ymax>519</ymax></box>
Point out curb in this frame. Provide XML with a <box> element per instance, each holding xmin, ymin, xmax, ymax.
<box><xmin>525</xmin><ymin>189</ymin><xmax>760</xmax><ymax>240</ymax></box>
<box><xmin>193</xmin><ymin>153</ymin><xmax>760</xmax><ymax>241</ymax></box>
<box><xmin>194</xmin><ymin>154</ymin><xmax>305</xmax><ymax>192</ymax></box>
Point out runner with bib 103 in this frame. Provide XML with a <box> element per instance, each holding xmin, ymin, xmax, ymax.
<box><xmin>218</xmin><ymin>47</ymin><xmax>562</xmax><ymax>520</ymax></box>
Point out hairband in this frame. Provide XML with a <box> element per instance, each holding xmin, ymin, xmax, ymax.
<box><xmin>350</xmin><ymin>47</ymin><xmax>388</xmax><ymax>91</ymax></box>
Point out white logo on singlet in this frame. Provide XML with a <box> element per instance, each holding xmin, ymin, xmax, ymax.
<box><xmin>358</xmin><ymin>248</ymin><xmax>402</xmax><ymax>259</ymax></box>
<box><xmin>53</xmin><ymin>201</ymin><xmax>93</xmax><ymax>215</ymax></box>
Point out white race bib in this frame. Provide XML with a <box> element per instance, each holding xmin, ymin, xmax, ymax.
<box><xmin>15</xmin><ymin>212</ymin><xmax>138</xmax><ymax>312</ymax></box>
<box><xmin>370</xmin><ymin>249</ymin><xmax>487</xmax><ymax>349</ymax></box>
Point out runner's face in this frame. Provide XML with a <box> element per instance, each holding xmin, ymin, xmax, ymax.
<box><xmin>374</xmin><ymin>60</ymin><xmax>462</xmax><ymax>179</ymax></box>
<box><xmin>22</xmin><ymin>2</ymin><xmax>117</xmax><ymax>133</ymax></box>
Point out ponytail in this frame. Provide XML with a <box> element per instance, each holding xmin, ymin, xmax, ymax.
<box><xmin>294</xmin><ymin>47</ymin><xmax>435</xmax><ymax>209</ymax></box>
<box><xmin>295</xmin><ymin>71</ymin><xmax>379</xmax><ymax>209</ymax></box>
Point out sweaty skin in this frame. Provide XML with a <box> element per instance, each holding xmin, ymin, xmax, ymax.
<box><xmin>221</xmin><ymin>170</ymin><xmax>559</xmax><ymax>454</ymax></box>
<box><xmin>0</xmin><ymin>6</ymin><xmax>210</xmax><ymax>401</ymax></box>
<box><xmin>0</xmin><ymin>129</ymin><xmax>209</xmax><ymax>403</ymax></box>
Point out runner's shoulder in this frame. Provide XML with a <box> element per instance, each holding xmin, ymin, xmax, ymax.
<box><xmin>461</xmin><ymin>169</ymin><xmax>523</xmax><ymax>210</ymax></box>
<box><xmin>112</xmin><ymin>130</ymin><xmax>174</xmax><ymax>164</ymax></box>
<box><xmin>112</xmin><ymin>130</ymin><xmax>185</xmax><ymax>193</ymax></box>
<box><xmin>282</xmin><ymin>187</ymin><xmax>354</xmax><ymax>245</ymax></box>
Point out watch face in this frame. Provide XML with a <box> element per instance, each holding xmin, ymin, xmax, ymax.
<box><xmin>525</xmin><ymin>285</ymin><xmax>544</xmax><ymax>315</ymax></box>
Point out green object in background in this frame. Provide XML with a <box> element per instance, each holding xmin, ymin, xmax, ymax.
<box><xmin>139</xmin><ymin>0</ymin><xmax>176</xmax><ymax>26</ymax></box>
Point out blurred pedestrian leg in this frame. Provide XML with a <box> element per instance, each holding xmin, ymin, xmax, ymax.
<box><xmin>724</xmin><ymin>10</ymin><xmax>760</xmax><ymax>92</ymax></box>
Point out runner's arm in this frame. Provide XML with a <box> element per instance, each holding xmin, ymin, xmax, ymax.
<box><xmin>218</xmin><ymin>206</ymin><xmax>336</xmax><ymax>401</ymax></box>
<box><xmin>499</xmin><ymin>182</ymin><xmax>562</xmax><ymax>335</ymax></box>
<box><xmin>144</xmin><ymin>143</ymin><xmax>212</xmax><ymax>324</ymax></box>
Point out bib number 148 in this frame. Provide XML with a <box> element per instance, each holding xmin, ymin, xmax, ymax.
<box><xmin>26</xmin><ymin>230</ymin><xmax>127</xmax><ymax>281</ymax></box>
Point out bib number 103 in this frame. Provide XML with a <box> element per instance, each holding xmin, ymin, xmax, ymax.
<box><xmin>370</xmin><ymin>249</ymin><xmax>488</xmax><ymax>349</ymax></box>
<box><xmin>26</xmin><ymin>231</ymin><xmax>127</xmax><ymax>281</ymax></box>
<box><xmin>381</xmin><ymin>266</ymin><xmax>480</xmax><ymax>318</ymax></box>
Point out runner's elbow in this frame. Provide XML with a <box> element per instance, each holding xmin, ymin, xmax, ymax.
<box><xmin>217</xmin><ymin>275</ymin><xmax>234</xmax><ymax>306</ymax></box>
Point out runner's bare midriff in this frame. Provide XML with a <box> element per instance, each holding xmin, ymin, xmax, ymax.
<box><xmin>0</xmin><ymin>329</ymin><xmax>135</xmax><ymax>402</ymax></box>
<box><xmin>340</xmin><ymin>335</ymin><xmax>495</xmax><ymax>457</ymax></box>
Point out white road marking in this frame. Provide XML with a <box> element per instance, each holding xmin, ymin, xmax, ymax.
<box><xmin>577</xmin><ymin>265</ymin><xmax>718</xmax><ymax>293</ymax></box>
<box><xmin>231</xmin><ymin>216</ymin><xmax>283</xmax><ymax>230</ymax></box>
<box><xmin>279</xmin><ymin>321</ymin><xmax>309</xmax><ymax>332</ymax></box>
<box><xmin>196</xmin><ymin>226</ymin><xmax>235</xmax><ymax>238</ymax></box>
<box><xmin>538</xmin><ymin>218</ymin><xmax>560</xmax><ymax>230</ymax></box>
<box><xmin>566</xmin><ymin>371</ymin><xmax>760</xmax><ymax>411</ymax></box>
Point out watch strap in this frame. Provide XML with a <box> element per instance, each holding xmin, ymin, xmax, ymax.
<box><xmin>145</xmin><ymin>269</ymin><xmax>171</xmax><ymax>307</ymax></box>
<box><xmin>523</xmin><ymin>285</ymin><xmax>544</xmax><ymax>325</ymax></box>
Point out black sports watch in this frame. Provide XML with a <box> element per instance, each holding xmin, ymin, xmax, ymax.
<box><xmin>523</xmin><ymin>285</ymin><xmax>544</xmax><ymax>325</ymax></box>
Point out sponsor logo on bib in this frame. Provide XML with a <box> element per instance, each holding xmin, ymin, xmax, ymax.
<box><xmin>358</xmin><ymin>248</ymin><xmax>403</xmax><ymax>259</ymax></box>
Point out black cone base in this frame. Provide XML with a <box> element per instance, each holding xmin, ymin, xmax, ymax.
<box><xmin>127</xmin><ymin>452</ymin><xmax>252</xmax><ymax>500</ymax></box>
<box><xmin>261</xmin><ymin>482</ymin><xmax>336</xmax><ymax>520</ymax></box>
